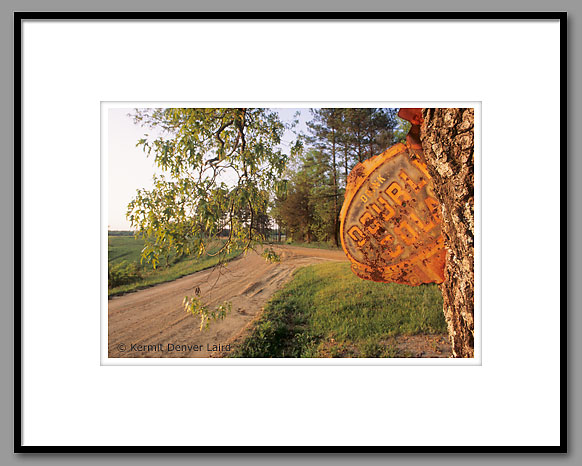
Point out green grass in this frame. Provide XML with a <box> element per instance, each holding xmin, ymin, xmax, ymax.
<box><xmin>108</xmin><ymin>234</ymin><xmax>153</xmax><ymax>266</ymax></box>
<box><xmin>229</xmin><ymin>262</ymin><xmax>446</xmax><ymax>358</ymax></box>
<box><xmin>108</xmin><ymin>235</ymin><xmax>241</xmax><ymax>297</ymax></box>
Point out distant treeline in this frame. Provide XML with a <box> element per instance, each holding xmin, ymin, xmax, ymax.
<box><xmin>108</xmin><ymin>230</ymin><xmax>135</xmax><ymax>236</ymax></box>
<box><xmin>273</xmin><ymin>108</ymin><xmax>410</xmax><ymax>247</ymax></box>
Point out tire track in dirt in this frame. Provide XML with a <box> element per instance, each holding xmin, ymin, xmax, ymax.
<box><xmin>108</xmin><ymin>245</ymin><xmax>348</xmax><ymax>358</ymax></box>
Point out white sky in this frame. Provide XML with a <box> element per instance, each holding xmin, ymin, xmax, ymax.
<box><xmin>107</xmin><ymin>108</ymin><xmax>309</xmax><ymax>231</ymax></box>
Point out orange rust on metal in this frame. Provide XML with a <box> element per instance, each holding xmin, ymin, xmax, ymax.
<box><xmin>339</xmin><ymin>108</ymin><xmax>445</xmax><ymax>285</ymax></box>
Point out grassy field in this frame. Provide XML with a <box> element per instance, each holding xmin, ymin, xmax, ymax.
<box><xmin>108</xmin><ymin>234</ymin><xmax>241</xmax><ymax>297</ymax></box>
<box><xmin>108</xmin><ymin>234</ymin><xmax>154</xmax><ymax>266</ymax></box>
<box><xmin>229</xmin><ymin>261</ymin><xmax>447</xmax><ymax>358</ymax></box>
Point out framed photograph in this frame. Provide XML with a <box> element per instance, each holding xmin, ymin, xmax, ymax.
<box><xmin>103</xmin><ymin>102</ymin><xmax>480</xmax><ymax>365</ymax></box>
<box><xmin>16</xmin><ymin>12</ymin><xmax>566</xmax><ymax>452</ymax></box>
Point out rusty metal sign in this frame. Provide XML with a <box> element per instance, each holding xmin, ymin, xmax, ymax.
<box><xmin>339</xmin><ymin>109</ymin><xmax>445</xmax><ymax>285</ymax></box>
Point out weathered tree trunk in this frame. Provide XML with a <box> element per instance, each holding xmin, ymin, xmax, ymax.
<box><xmin>420</xmin><ymin>108</ymin><xmax>475</xmax><ymax>358</ymax></box>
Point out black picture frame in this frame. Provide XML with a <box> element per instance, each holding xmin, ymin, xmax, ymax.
<box><xmin>14</xmin><ymin>11</ymin><xmax>567</xmax><ymax>453</ymax></box>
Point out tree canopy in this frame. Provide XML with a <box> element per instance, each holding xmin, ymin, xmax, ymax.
<box><xmin>274</xmin><ymin>108</ymin><xmax>408</xmax><ymax>246</ymax></box>
<box><xmin>127</xmin><ymin>108</ymin><xmax>300</xmax><ymax>268</ymax></box>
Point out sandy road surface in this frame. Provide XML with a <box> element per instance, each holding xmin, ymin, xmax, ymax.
<box><xmin>108</xmin><ymin>245</ymin><xmax>347</xmax><ymax>358</ymax></box>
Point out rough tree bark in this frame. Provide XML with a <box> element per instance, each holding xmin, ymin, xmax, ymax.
<box><xmin>420</xmin><ymin>108</ymin><xmax>475</xmax><ymax>358</ymax></box>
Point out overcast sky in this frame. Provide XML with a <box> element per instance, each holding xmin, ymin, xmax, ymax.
<box><xmin>107</xmin><ymin>108</ymin><xmax>310</xmax><ymax>231</ymax></box>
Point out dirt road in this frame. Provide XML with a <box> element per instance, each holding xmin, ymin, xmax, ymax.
<box><xmin>108</xmin><ymin>245</ymin><xmax>348</xmax><ymax>358</ymax></box>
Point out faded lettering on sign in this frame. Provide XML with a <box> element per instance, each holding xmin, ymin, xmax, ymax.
<box><xmin>339</xmin><ymin>142</ymin><xmax>445</xmax><ymax>285</ymax></box>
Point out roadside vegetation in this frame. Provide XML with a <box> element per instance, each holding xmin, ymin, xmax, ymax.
<box><xmin>229</xmin><ymin>261</ymin><xmax>447</xmax><ymax>358</ymax></box>
<box><xmin>276</xmin><ymin>239</ymin><xmax>340</xmax><ymax>250</ymax></box>
<box><xmin>108</xmin><ymin>233</ymin><xmax>241</xmax><ymax>297</ymax></box>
